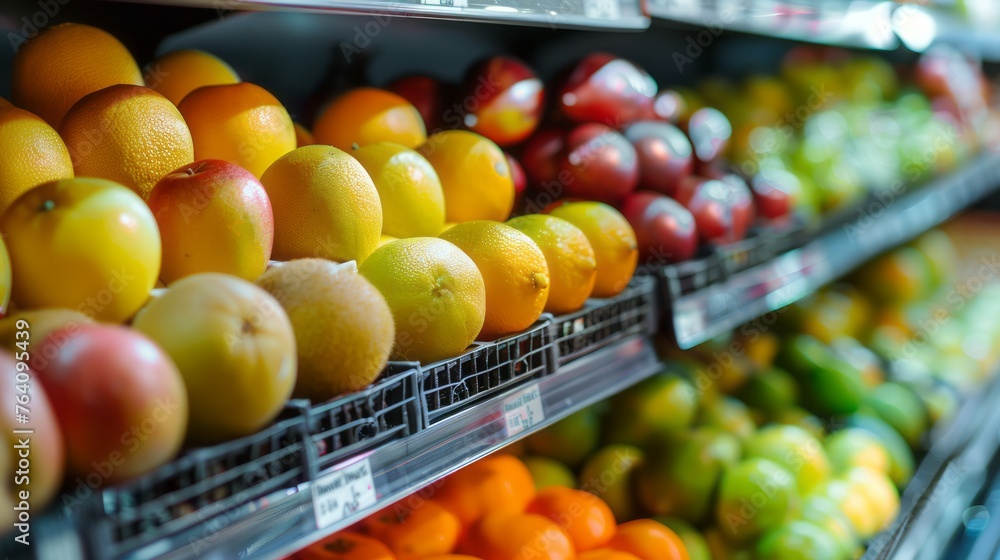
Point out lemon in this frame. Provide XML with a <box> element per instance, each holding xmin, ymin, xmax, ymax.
<box><xmin>260</xmin><ymin>145</ymin><xmax>382</xmax><ymax>263</ymax></box>
<box><xmin>256</xmin><ymin>259</ymin><xmax>394</xmax><ymax>401</ymax></box>
<box><xmin>0</xmin><ymin>106</ymin><xmax>74</xmax><ymax>215</ymax></box>
<box><xmin>506</xmin><ymin>214</ymin><xmax>597</xmax><ymax>314</ymax></box>
<box><xmin>440</xmin><ymin>221</ymin><xmax>549</xmax><ymax>340</ymax></box>
<box><xmin>352</xmin><ymin>142</ymin><xmax>446</xmax><ymax>238</ymax></box>
<box><xmin>359</xmin><ymin>238</ymin><xmax>485</xmax><ymax>363</ymax></box>
<box><xmin>546</xmin><ymin>201</ymin><xmax>637</xmax><ymax>298</ymax></box>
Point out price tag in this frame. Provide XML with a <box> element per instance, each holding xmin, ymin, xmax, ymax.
<box><xmin>503</xmin><ymin>384</ymin><xmax>544</xmax><ymax>437</ymax></box>
<box><xmin>312</xmin><ymin>458</ymin><xmax>378</xmax><ymax>530</ymax></box>
<box><xmin>584</xmin><ymin>0</ymin><xmax>620</xmax><ymax>20</ymax></box>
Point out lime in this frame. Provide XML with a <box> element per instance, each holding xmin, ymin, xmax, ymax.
<box><xmin>824</xmin><ymin>428</ymin><xmax>890</xmax><ymax>475</ymax></box>
<box><xmin>604</xmin><ymin>374</ymin><xmax>697</xmax><ymax>446</ymax></box>
<box><xmin>579</xmin><ymin>444</ymin><xmax>644</xmax><ymax>522</ymax></box>
<box><xmin>715</xmin><ymin>457</ymin><xmax>798</xmax><ymax>543</ymax></box>
<box><xmin>755</xmin><ymin>521</ymin><xmax>842</xmax><ymax>560</ymax></box>
<box><xmin>736</xmin><ymin>367</ymin><xmax>799</xmax><ymax>416</ymax></box>
<box><xmin>744</xmin><ymin>425</ymin><xmax>831</xmax><ymax>494</ymax></box>
<box><xmin>844</xmin><ymin>414</ymin><xmax>915</xmax><ymax>487</ymax></box>
<box><xmin>526</xmin><ymin>407</ymin><xmax>599</xmax><ymax>468</ymax></box>
<box><xmin>698</xmin><ymin>396</ymin><xmax>757</xmax><ymax>442</ymax></box>
<box><xmin>796</xmin><ymin>495</ymin><xmax>859</xmax><ymax>559</ymax></box>
<box><xmin>522</xmin><ymin>456</ymin><xmax>575</xmax><ymax>490</ymax></box>
<box><xmin>863</xmin><ymin>382</ymin><xmax>928</xmax><ymax>448</ymax></box>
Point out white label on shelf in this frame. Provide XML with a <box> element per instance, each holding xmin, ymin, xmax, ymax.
<box><xmin>584</xmin><ymin>0</ymin><xmax>620</xmax><ymax>20</ymax></box>
<box><xmin>312</xmin><ymin>458</ymin><xmax>378</xmax><ymax>530</ymax></box>
<box><xmin>503</xmin><ymin>384</ymin><xmax>544</xmax><ymax>437</ymax></box>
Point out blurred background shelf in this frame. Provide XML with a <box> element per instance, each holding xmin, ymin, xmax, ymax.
<box><xmin>669</xmin><ymin>154</ymin><xmax>1000</xmax><ymax>349</ymax></box>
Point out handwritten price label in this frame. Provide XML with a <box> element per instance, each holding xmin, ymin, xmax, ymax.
<box><xmin>503</xmin><ymin>384</ymin><xmax>544</xmax><ymax>437</ymax></box>
<box><xmin>312</xmin><ymin>458</ymin><xmax>377</xmax><ymax>530</ymax></box>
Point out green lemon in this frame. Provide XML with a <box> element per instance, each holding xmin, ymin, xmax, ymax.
<box><xmin>755</xmin><ymin>521</ymin><xmax>843</xmax><ymax>560</ymax></box>
<box><xmin>715</xmin><ymin>457</ymin><xmax>799</xmax><ymax>543</ymax></box>
<box><xmin>745</xmin><ymin>425</ymin><xmax>831</xmax><ymax>494</ymax></box>
<box><xmin>604</xmin><ymin>374</ymin><xmax>697</xmax><ymax>446</ymax></box>
<box><xmin>525</xmin><ymin>407</ymin><xmax>599</xmax><ymax>468</ymax></box>
<box><xmin>824</xmin><ymin>428</ymin><xmax>890</xmax><ymax>475</ymax></box>
<box><xmin>522</xmin><ymin>456</ymin><xmax>575</xmax><ymax>490</ymax></box>
<box><xmin>579</xmin><ymin>444</ymin><xmax>644</xmax><ymax>522</ymax></box>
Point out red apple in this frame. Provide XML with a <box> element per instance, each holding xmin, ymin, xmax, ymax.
<box><xmin>619</xmin><ymin>191</ymin><xmax>698</xmax><ymax>264</ymax></box>
<box><xmin>148</xmin><ymin>159</ymin><xmax>274</xmax><ymax>285</ymax></box>
<box><xmin>387</xmin><ymin>75</ymin><xmax>447</xmax><ymax>132</ymax></box>
<box><xmin>34</xmin><ymin>324</ymin><xmax>188</xmax><ymax>484</ymax></box>
<box><xmin>624</xmin><ymin>121</ymin><xmax>695</xmax><ymax>196</ymax></box>
<box><xmin>506</xmin><ymin>152</ymin><xmax>528</xmax><ymax>211</ymax></box>
<box><xmin>557</xmin><ymin>53</ymin><xmax>658</xmax><ymax>127</ymax></box>
<box><xmin>0</xmin><ymin>350</ymin><xmax>64</xmax><ymax>517</ymax></box>
<box><xmin>459</xmin><ymin>56</ymin><xmax>544</xmax><ymax>147</ymax></box>
<box><xmin>520</xmin><ymin>128</ymin><xmax>567</xmax><ymax>188</ymax></box>
<box><xmin>640</xmin><ymin>90</ymin><xmax>687</xmax><ymax>123</ymax></box>
<box><xmin>750</xmin><ymin>168</ymin><xmax>801</xmax><ymax>221</ymax></box>
<box><xmin>559</xmin><ymin>123</ymin><xmax>639</xmax><ymax>204</ymax></box>
<box><xmin>683</xmin><ymin>177</ymin><xmax>755</xmax><ymax>244</ymax></box>
<box><xmin>684</xmin><ymin>107</ymin><xmax>732</xmax><ymax>167</ymax></box>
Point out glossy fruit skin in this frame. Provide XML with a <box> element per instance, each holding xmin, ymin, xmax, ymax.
<box><xmin>506</xmin><ymin>153</ymin><xmax>528</xmax><ymax>211</ymax></box>
<box><xmin>506</xmin><ymin>214</ymin><xmax>597</xmax><ymax>315</ymax></box>
<box><xmin>131</xmin><ymin>273</ymin><xmax>296</xmax><ymax>445</ymax></box>
<box><xmin>360</xmin><ymin>237</ymin><xmax>486</xmax><ymax>363</ymax></box>
<box><xmin>677</xmin><ymin>177</ymin><xmax>754</xmax><ymax>245</ymax></box>
<box><xmin>606</xmin><ymin>519</ymin><xmax>689</xmax><ymax>560</ymax></box>
<box><xmin>0</xmin><ymin>106</ymin><xmax>74</xmax><ymax>216</ymax></box>
<box><xmin>148</xmin><ymin>159</ymin><xmax>274</xmax><ymax>284</ymax></box>
<box><xmin>459</xmin><ymin>512</ymin><xmax>575</xmax><ymax>560</ymax></box>
<box><xmin>684</xmin><ymin>108</ymin><xmax>732</xmax><ymax>168</ymax></box>
<box><xmin>754</xmin><ymin>521</ymin><xmax>841</xmax><ymax>560</ymax></box>
<box><xmin>579</xmin><ymin>445</ymin><xmax>645</xmax><ymax>522</ymax></box>
<box><xmin>604</xmin><ymin>374</ymin><xmax>698</xmax><ymax>447</ymax></box>
<box><xmin>440</xmin><ymin>221</ymin><xmax>549</xmax><ymax>341</ymax></box>
<box><xmin>0</xmin><ymin>350</ymin><xmax>64</xmax><ymax>511</ymax></box>
<box><xmin>459</xmin><ymin>56</ymin><xmax>544</xmax><ymax>147</ymax></box>
<box><xmin>520</xmin><ymin>128</ymin><xmax>567</xmax><ymax>189</ymax></box>
<box><xmin>623</xmin><ymin>122</ymin><xmax>694</xmax><ymax>196</ymax></box>
<box><xmin>11</xmin><ymin>23</ymin><xmax>143</xmax><ymax>128</ymax></box>
<box><xmin>0</xmin><ymin>238</ymin><xmax>10</xmax><ymax>318</ymax></box>
<box><xmin>527</xmin><ymin>487</ymin><xmax>616</xmax><ymax>552</ymax></box>
<box><xmin>294</xmin><ymin>532</ymin><xmax>396</xmax><ymax>560</ymax></box>
<box><xmin>419</xmin><ymin>130</ymin><xmax>515</xmax><ymax>223</ymax></box>
<box><xmin>750</xmin><ymin>169</ymin><xmax>800</xmax><ymax>221</ymax></box>
<box><xmin>557</xmin><ymin>53</ymin><xmax>658</xmax><ymax>127</ymax></box>
<box><xmin>619</xmin><ymin>192</ymin><xmax>698</xmax><ymax>265</ymax></box>
<box><xmin>60</xmin><ymin>84</ymin><xmax>195</xmax><ymax>200</ymax></box>
<box><xmin>387</xmin><ymin>75</ymin><xmax>446</xmax><ymax>132</ymax></box>
<box><xmin>260</xmin><ymin>145</ymin><xmax>382</xmax><ymax>264</ymax></box>
<box><xmin>1</xmin><ymin>178</ymin><xmax>161</xmax><ymax>323</ymax></box>
<box><xmin>714</xmin><ymin>458</ymin><xmax>798</xmax><ymax>543</ymax></box>
<box><xmin>435</xmin><ymin>455</ymin><xmax>536</xmax><ymax>529</ymax></box>
<box><xmin>559</xmin><ymin>124</ymin><xmax>639</xmax><ymax>204</ymax></box>
<box><xmin>179</xmin><ymin>82</ymin><xmax>296</xmax><ymax>179</ymax></box>
<box><xmin>545</xmin><ymin>201</ymin><xmax>637</xmax><ymax>298</ymax></box>
<box><xmin>34</xmin><ymin>324</ymin><xmax>187</xmax><ymax>482</ymax></box>
<box><xmin>352</xmin><ymin>142</ymin><xmax>446</xmax><ymax>238</ymax></box>
<box><xmin>145</xmin><ymin>49</ymin><xmax>240</xmax><ymax>106</ymax></box>
<box><xmin>365</xmin><ymin>500</ymin><xmax>461</xmax><ymax>560</ymax></box>
<box><xmin>314</xmin><ymin>87</ymin><xmax>427</xmax><ymax>151</ymax></box>
<box><xmin>744</xmin><ymin>425</ymin><xmax>831</xmax><ymax>495</ymax></box>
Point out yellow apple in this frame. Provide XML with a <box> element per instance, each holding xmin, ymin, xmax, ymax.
<box><xmin>132</xmin><ymin>273</ymin><xmax>296</xmax><ymax>445</ymax></box>
<box><xmin>0</xmin><ymin>178</ymin><xmax>160</xmax><ymax>323</ymax></box>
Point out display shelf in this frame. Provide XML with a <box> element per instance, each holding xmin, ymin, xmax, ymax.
<box><xmin>22</xmin><ymin>336</ymin><xmax>660</xmax><ymax>560</ymax></box>
<box><xmin>667</xmin><ymin>153</ymin><xmax>1000</xmax><ymax>349</ymax></box>
<box><xmin>130</xmin><ymin>0</ymin><xmax>649</xmax><ymax>30</ymax></box>
<box><xmin>646</xmin><ymin>0</ymin><xmax>898</xmax><ymax>51</ymax></box>
<box><xmin>892</xmin><ymin>3</ymin><xmax>1000</xmax><ymax>61</ymax></box>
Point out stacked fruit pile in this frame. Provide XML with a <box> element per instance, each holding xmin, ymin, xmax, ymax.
<box><xmin>0</xmin><ymin>22</ymin><xmax>651</xmax><ymax>517</ymax></box>
<box><xmin>290</xmin><ymin>454</ymin><xmax>689</xmax><ymax>560</ymax></box>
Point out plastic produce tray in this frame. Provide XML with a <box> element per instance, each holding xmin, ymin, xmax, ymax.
<box><xmin>86</xmin><ymin>403</ymin><xmax>311</xmax><ymax>559</ymax></box>
<box><xmin>420</xmin><ymin>320</ymin><xmax>554</xmax><ymax>425</ymax></box>
<box><xmin>649</xmin><ymin>251</ymin><xmax>725</xmax><ymax>300</ymax></box>
<box><xmin>718</xmin><ymin>232</ymin><xmax>774</xmax><ymax>276</ymax></box>
<box><xmin>306</xmin><ymin>362</ymin><xmax>422</xmax><ymax>475</ymax></box>
<box><xmin>549</xmin><ymin>275</ymin><xmax>657</xmax><ymax>367</ymax></box>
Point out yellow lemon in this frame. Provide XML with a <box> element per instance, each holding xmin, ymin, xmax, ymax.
<box><xmin>506</xmin><ymin>214</ymin><xmax>597</xmax><ymax>314</ymax></box>
<box><xmin>0</xmin><ymin>106</ymin><xmax>74</xmax><ymax>216</ymax></box>
<box><xmin>547</xmin><ymin>201</ymin><xmax>637</xmax><ymax>298</ymax></box>
<box><xmin>352</xmin><ymin>142</ymin><xmax>446</xmax><ymax>238</ymax></box>
<box><xmin>418</xmin><ymin>130</ymin><xmax>514</xmax><ymax>223</ymax></box>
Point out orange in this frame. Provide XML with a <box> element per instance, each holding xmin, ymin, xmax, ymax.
<box><xmin>314</xmin><ymin>87</ymin><xmax>426</xmax><ymax>151</ymax></box>
<box><xmin>546</xmin><ymin>202</ymin><xmax>637</xmax><ymax>298</ymax></box>
<box><xmin>459</xmin><ymin>512</ymin><xmax>575</xmax><ymax>560</ymax></box>
<box><xmin>352</xmin><ymin>142</ymin><xmax>446</xmax><ymax>238</ymax></box>
<box><xmin>260</xmin><ymin>145</ymin><xmax>382</xmax><ymax>263</ymax></box>
<box><xmin>359</xmin><ymin>238</ymin><xmax>486</xmax><ymax>363</ymax></box>
<box><xmin>59</xmin><ymin>84</ymin><xmax>194</xmax><ymax>200</ymax></box>
<box><xmin>145</xmin><ymin>49</ymin><xmax>240</xmax><ymax>106</ymax></box>
<box><xmin>0</xmin><ymin>106</ymin><xmax>74</xmax><ymax>215</ymax></box>
<box><xmin>435</xmin><ymin>454</ymin><xmax>536</xmax><ymax>528</ymax></box>
<box><xmin>527</xmin><ymin>487</ymin><xmax>617</xmax><ymax>552</ymax></box>
<box><xmin>178</xmin><ymin>82</ymin><xmax>296</xmax><ymax>178</ymax></box>
<box><xmin>11</xmin><ymin>23</ymin><xmax>142</xmax><ymax>128</ymax></box>
<box><xmin>440</xmin><ymin>221</ymin><xmax>549</xmax><ymax>340</ymax></box>
<box><xmin>294</xmin><ymin>532</ymin><xmax>396</xmax><ymax>560</ymax></box>
<box><xmin>0</xmin><ymin>178</ymin><xmax>160</xmax><ymax>323</ymax></box>
<box><xmin>295</xmin><ymin>122</ymin><xmax>316</xmax><ymax>147</ymax></box>
<box><xmin>506</xmin><ymin>214</ymin><xmax>597</xmax><ymax>314</ymax></box>
<box><xmin>422</xmin><ymin>556</ymin><xmax>484</xmax><ymax>560</ymax></box>
<box><xmin>418</xmin><ymin>130</ymin><xmax>514</xmax><ymax>223</ymax></box>
<box><xmin>579</xmin><ymin>550</ymin><xmax>642</xmax><ymax>560</ymax></box>
<box><xmin>364</xmin><ymin>500</ymin><xmax>461</xmax><ymax>560</ymax></box>
<box><xmin>0</xmin><ymin>98</ymin><xmax>11</xmax><ymax>109</ymax></box>
<box><xmin>607</xmin><ymin>520</ymin><xmax>689</xmax><ymax>560</ymax></box>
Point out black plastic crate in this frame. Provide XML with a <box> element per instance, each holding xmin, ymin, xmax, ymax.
<box><xmin>421</xmin><ymin>320</ymin><xmax>553</xmax><ymax>425</ymax></box>
<box><xmin>652</xmin><ymin>251</ymin><xmax>726</xmax><ymax>300</ymax></box>
<box><xmin>718</xmin><ymin>232</ymin><xmax>774</xmax><ymax>276</ymax></box>
<box><xmin>307</xmin><ymin>362</ymin><xmax>422</xmax><ymax>475</ymax></box>
<box><xmin>550</xmin><ymin>276</ymin><xmax>657</xmax><ymax>366</ymax></box>
<box><xmin>87</xmin><ymin>403</ymin><xmax>311</xmax><ymax>558</ymax></box>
